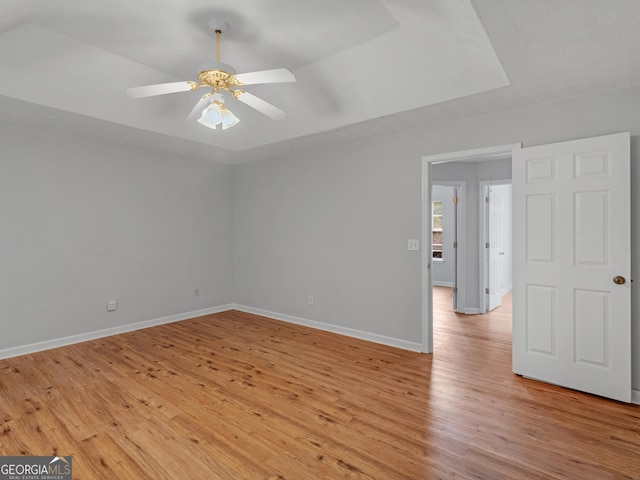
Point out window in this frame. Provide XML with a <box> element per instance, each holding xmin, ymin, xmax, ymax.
<box><xmin>432</xmin><ymin>201</ymin><xmax>443</xmax><ymax>259</ymax></box>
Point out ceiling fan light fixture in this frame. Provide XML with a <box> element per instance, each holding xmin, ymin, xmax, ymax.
<box><xmin>197</xmin><ymin>102</ymin><xmax>222</xmax><ymax>129</ymax></box>
<box><xmin>197</xmin><ymin>100</ymin><xmax>239</xmax><ymax>130</ymax></box>
<box><xmin>220</xmin><ymin>107</ymin><xmax>240</xmax><ymax>129</ymax></box>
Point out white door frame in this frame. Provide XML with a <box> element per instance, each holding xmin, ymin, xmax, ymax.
<box><xmin>479</xmin><ymin>180</ymin><xmax>512</xmax><ymax>314</ymax></box>
<box><xmin>421</xmin><ymin>143</ymin><xmax>522</xmax><ymax>353</ymax></box>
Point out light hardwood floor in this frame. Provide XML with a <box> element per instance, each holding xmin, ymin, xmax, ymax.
<box><xmin>1</xmin><ymin>288</ymin><xmax>639</xmax><ymax>479</ymax></box>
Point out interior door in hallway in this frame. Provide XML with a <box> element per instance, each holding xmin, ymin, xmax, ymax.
<box><xmin>487</xmin><ymin>183</ymin><xmax>512</xmax><ymax>311</ymax></box>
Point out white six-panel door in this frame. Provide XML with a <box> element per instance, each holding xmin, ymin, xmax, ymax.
<box><xmin>512</xmin><ymin>132</ymin><xmax>631</xmax><ymax>402</ymax></box>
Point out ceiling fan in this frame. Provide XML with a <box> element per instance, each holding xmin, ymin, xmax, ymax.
<box><xmin>125</xmin><ymin>19</ymin><xmax>296</xmax><ymax>130</ymax></box>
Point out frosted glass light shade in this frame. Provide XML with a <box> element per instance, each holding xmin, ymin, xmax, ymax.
<box><xmin>197</xmin><ymin>101</ymin><xmax>239</xmax><ymax>130</ymax></box>
<box><xmin>220</xmin><ymin>108</ymin><xmax>240</xmax><ymax>129</ymax></box>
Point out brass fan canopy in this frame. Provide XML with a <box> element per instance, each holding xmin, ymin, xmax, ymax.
<box><xmin>197</xmin><ymin>64</ymin><xmax>242</xmax><ymax>92</ymax></box>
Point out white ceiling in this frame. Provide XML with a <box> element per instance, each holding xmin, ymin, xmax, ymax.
<box><xmin>1</xmin><ymin>0</ymin><xmax>640</xmax><ymax>164</ymax></box>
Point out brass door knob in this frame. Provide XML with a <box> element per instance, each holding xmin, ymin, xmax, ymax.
<box><xmin>613</xmin><ymin>276</ymin><xmax>626</xmax><ymax>285</ymax></box>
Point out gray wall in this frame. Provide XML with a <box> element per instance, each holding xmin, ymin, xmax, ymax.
<box><xmin>232</xmin><ymin>139</ymin><xmax>421</xmax><ymax>341</ymax></box>
<box><xmin>0</xmin><ymin>122</ymin><xmax>234</xmax><ymax>351</ymax></box>
<box><xmin>233</xmin><ymin>84</ymin><xmax>640</xmax><ymax>389</ymax></box>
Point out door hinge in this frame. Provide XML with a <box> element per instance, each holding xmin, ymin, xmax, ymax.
<box><xmin>486</xmin><ymin>242</ymin><xmax>490</xmax><ymax>248</ymax></box>
<box><xmin>453</xmin><ymin>196</ymin><xmax>458</xmax><ymax>204</ymax></box>
<box><xmin>453</xmin><ymin>242</ymin><xmax>458</xmax><ymax>249</ymax></box>
<box><xmin>486</xmin><ymin>196</ymin><xmax>490</xmax><ymax>203</ymax></box>
<box><xmin>486</xmin><ymin>288</ymin><xmax>490</xmax><ymax>294</ymax></box>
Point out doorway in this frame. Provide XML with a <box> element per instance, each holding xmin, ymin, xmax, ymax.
<box><xmin>421</xmin><ymin>143</ymin><xmax>521</xmax><ymax>353</ymax></box>
<box><xmin>431</xmin><ymin>182</ymin><xmax>465</xmax><ymax>312</ymax></box>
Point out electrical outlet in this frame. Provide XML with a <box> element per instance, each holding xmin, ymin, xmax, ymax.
<box><xmin>308</xmin><ymin>295</ymin><xmax>314</xmax><ymax>306</ymax></box>
<box><xmin>106</xmin><ymin>300</ymin><xmax>117</xmax><ymax>312</ymax></box>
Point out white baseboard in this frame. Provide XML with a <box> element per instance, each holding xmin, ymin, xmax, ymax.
<box><xmin>0</xmin><ymin>304</ymin><xmax>234</xmax><ymax>360</ymax></box>
<box><xmin>497</xmin><ymin>285</ymin><xmax>513</xmax><ymax>297</ymax></box>
<box><xmin>233</xmin><ymin>304</ymin><xmax>422</xmax><ymax>353</ymax></box>
<box><xmin>632</xmin><ymin>389</ymin><xmax>640</xmax><ymax>405</ymax></box>
<box><xmin>458</xmin><ymin>307</ymin><xmax>482</xmax><ymax>314</ymax></box>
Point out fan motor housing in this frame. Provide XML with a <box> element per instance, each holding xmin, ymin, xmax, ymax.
<box><xmin>197</xmin><ymin>61</ymin><xmax>242</xmax><ymax>91</ymax></box>
<box><xmin>198</xmin><ymin>69</ymin><xmax>240</xmax><ymax>89</ymax></box>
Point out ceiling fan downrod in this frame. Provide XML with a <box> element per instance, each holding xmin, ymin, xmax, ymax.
<box><xmin>215</xmin><ymin>29</ymin><xmax>221</xmax><ymax>63</ymax></box>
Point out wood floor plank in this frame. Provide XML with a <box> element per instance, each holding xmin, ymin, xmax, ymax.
<box><xmin>1</xmin><ymin>287</ymin><xmax>639</xmax><ymax>478</ymax></box>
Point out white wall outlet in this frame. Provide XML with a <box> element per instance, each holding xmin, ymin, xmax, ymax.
<box><xmin>408</xmin><ymin>239</ymin><xmax>420</xmax><ymax>251</ymax></box>
<box><xmin>308</xmin><ymin>295</ymin><xmax>314</xmax><ymax>306</ymax></box>
<box><xmin>106</xmin><ymin>300</ymin><xmax>117</xmax><ymax>312</ymax></box>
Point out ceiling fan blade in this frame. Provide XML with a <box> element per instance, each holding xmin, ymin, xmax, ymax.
<box><xmin>126</xmin><ymin>81</ymin><xmax>196</xmax><ymax>99</ymax></box>
<box><xmin>234</xmin><ymin>68</ymin><xmax>296</xmax><ymax>86</ymax></box>
<box><xmin>235</xmin><ymin>91</ymin><xmax>286</xmax><ymax>120</ymax></box>
<box><xmin>186</xmin><ymin>95</ymin><xmax>212</xmax><ymax>121</ymax></box>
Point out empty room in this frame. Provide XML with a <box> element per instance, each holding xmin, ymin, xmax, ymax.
<box><xmin>1</xmin><ymin>1</ymin><xmax>640</xmax><ymax>479</ymax></box>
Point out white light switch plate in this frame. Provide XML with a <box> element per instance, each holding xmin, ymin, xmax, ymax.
<box><xmin>408</xmin><ymin>239</ymin><xmax>420</xmax><ymax>251</ymax></box>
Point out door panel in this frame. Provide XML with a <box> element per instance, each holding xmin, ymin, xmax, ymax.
<box><xmin>574</xmin><ymin>289</ymin><xmax>608</xmax><ymax>366</ymax></box>
<box><xmin>525</xmin><ymin>284</ymin><xmax>556</xmax><ymax>356</ymax></box>
<box><xmin>574</xmin><ymin>191</ymin><xmax>608</xmax><ymax>265</ymax></box>
<box><xmin>526</xmin><ymin>194</ymin><xmax>556</xmax><ymax>262</ymax></box>
<box><xmin>512</xmin><ymin>132</ymin><xmax>631</xmax><ymax>402</ymax></box>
